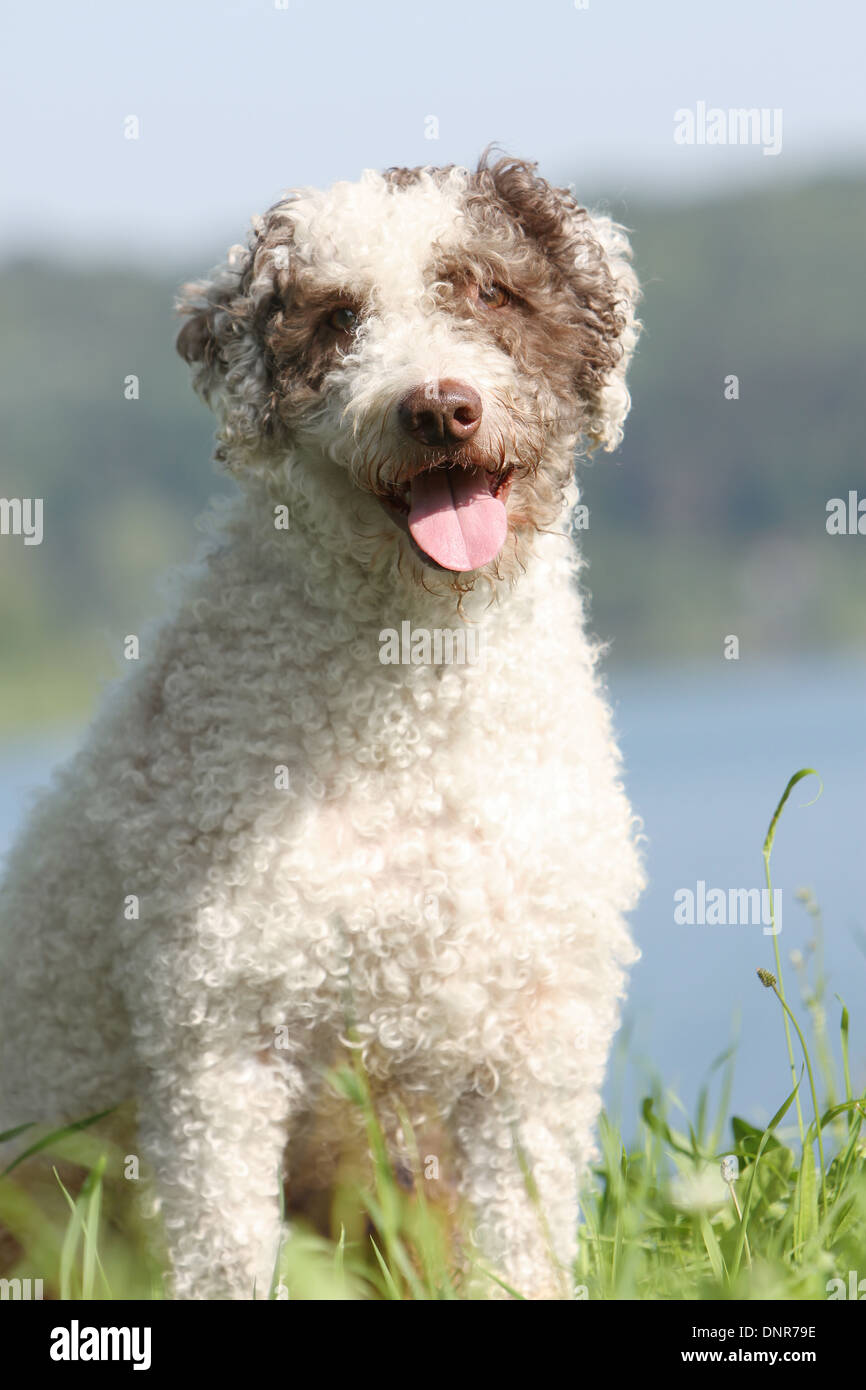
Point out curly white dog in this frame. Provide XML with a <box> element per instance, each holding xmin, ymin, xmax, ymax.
<box><xmin>0</xmin><ymin>153</ymin><xmax>644</xmax><ymax>1299</ymax></box>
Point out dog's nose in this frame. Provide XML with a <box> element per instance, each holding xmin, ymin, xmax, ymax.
<box><xmin>398</xmin><ymin>379</ymin><xmax>482</xmax><ymax>446</ymax></box>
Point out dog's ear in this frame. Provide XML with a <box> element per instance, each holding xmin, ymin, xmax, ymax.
<box><xmin>176</xmin><ymin>299</ymin><xmax>220</xmax><ymax>371</ymax></box>
<box><xmin>175</xmin><ymin>244</ymin><xmax>252</xmax><ymax>406</ymax></box>
<box><xmin>570</xmin><ymin>209</ymin><xmax>640</xmax><ymax>451</ymax></box>
<box><xmin>175</xmin><ymin>235</ymin><xmax>285</xmax><ymax>470</ymax></box>
<box><xmin>475</xmin><ymin>153</ymin><xmax>640</xmax><ymax>451</ymax></box>
<box><xmin>577</xmin><ymin>210</ymin><xmax>640</xmax><ymax>451</ymax></box>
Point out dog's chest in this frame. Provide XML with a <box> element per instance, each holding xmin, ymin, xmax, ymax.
<box><xmin>244</xmin><ymin>639</ymin><xmax>604</xmax><ymax>1007</ymax></box>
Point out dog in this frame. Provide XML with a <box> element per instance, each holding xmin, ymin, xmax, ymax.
<box><xmin>0</xmin><ymin>153</ymin><xmax>644</xmax><ymax>1299</ymax></box>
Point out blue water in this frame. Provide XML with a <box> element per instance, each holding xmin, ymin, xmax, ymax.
<box><xmin>611</xmin><ymin>659</ymin><xmax>866</xmax><ymax>1136</ymax></box>
<box><xmin>2</xmin><ymin>660</ymin><xmax>864</xmax><ymax>1141</ymax></box>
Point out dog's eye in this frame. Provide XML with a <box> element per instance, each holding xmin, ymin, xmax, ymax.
<box><xmin>477</xmin><ymin>282</ymin><xmax>510</xmax><ymax>309</ymax></box>
<box><xmin>328</xmin><ymin>305</ymin><xmax>359</xmax><ymax>333</ymax></box>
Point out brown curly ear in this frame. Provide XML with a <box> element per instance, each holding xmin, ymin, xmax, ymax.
<box><xmin>174</xmin><ymin>273</ymin><xmax>243</xmax><ymax>407</ymax></box>
<box><xmin>474</xmin><ymin>150</ymin><xmax>640</xmax><ymax>451</ymax></box>
<box><xmin>176</xmin><ymin>303</ymin><xmax>219</xmax><ymax>366</ymax></box>
<box><xmin>475</xmin><ymin>151</ymin><xmax>577</xmax><ymax>267</ymax></box>
<box><xmin>175</xmin><ymin>239</ymin><xmax>280</xmax><ymax>470</ymax></box>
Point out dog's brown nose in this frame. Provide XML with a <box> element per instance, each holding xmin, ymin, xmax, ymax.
<box><xmin>398</xmin><ymin>379</ymin><xmax>482</xmax><ymax>446</ymax></box>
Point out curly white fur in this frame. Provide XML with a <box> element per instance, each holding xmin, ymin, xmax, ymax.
<box><xmin>0</xmin><ymin>157</ymin><xmax>643</xmax><ymax>1300</ymax></box>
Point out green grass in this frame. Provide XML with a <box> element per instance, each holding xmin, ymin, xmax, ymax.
<box><xmin>1</xmin><ymin>770</ymin><xmax>863</xmax><ymax>1300</ymax></box>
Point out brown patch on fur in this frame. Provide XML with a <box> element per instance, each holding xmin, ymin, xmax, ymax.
<box><xmin>380</xmin><ymin>150</ymin><xmax>630</xmax><ymax>440</ymax></box>
<box><xmin>381</xmin><ymin>165</ymin><xmax>427</xmax><ymax>190</ymax></box>
<box><xmin>262</xmin><ymin>285</ymin><xmax>365</xmax><ymax>428</ymax></box>
<box><xmin>454</xmin><ymin>153</ymin><xmax>628</xmax><ymax>431</ymax></box>
<box><xmin>176</xmin><ymin>209</ymin><xmax>370</xmax><ymax>453</ymax></box>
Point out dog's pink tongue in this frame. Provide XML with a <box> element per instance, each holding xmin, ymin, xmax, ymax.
<box><xmin>408</xmin><ymin>468</ymin><xmax>507</xmax><ymax>572</ymax></box>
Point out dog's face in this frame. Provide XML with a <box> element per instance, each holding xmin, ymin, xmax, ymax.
<box><xmin>178</xmin><ymin>155</ymin><xmax>638</xmax><ymax>586</ymax></box>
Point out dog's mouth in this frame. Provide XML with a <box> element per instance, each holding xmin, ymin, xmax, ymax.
<box><xmin>378</xmin><ymin>463</ymin><xmax>515</xmax><ymax>572</ymax></box>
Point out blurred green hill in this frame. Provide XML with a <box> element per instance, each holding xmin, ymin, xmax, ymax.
<box><xmin>1</xmin><ymin>175</ymin><xmax>865</xmax><ymax>728</ymax></box>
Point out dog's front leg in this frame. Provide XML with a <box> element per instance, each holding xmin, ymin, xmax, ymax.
<box><xmin>452</xmin><ymin>1081</ymin><xmax>582</xmax><ymax>1300</ymax></box>
<box><xmin>136</xmin><ymin>1044</ymin><xmax>301</xmax><ymax>1300</ymax></box>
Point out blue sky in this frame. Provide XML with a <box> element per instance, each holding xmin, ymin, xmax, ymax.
<box><xmin>3</xmin><ymin>0</ymin><xmax>865</xmax><ymax>265</ymax></box>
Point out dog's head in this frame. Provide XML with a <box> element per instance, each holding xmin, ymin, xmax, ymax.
<box><xmin>177</xmin><ymin>153</ymin><xmax>639</xmax><ymax>587</ymax></box>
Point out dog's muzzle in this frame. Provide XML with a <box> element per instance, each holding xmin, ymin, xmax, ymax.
<box><xmin>385</xmin><ymin>379</ymin><xmax>511</xmax><ymax>572</ymax></box>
